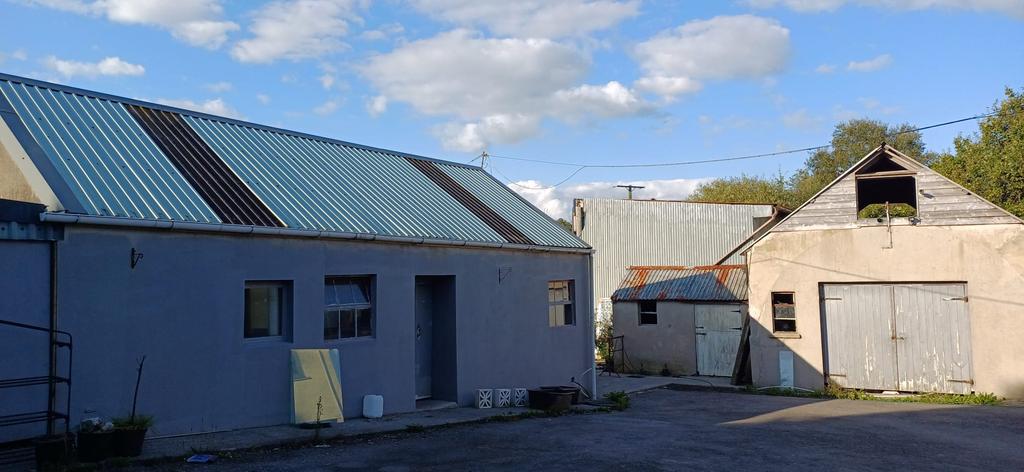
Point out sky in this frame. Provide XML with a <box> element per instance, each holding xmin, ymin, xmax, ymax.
<box><xmin>0</xmin><ymin>0</ymin><xmax>1021</xmax><ymax>219</ymax></box>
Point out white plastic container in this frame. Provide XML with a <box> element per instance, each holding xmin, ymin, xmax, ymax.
<box><xmin>362</xmin><ymin>395</ymin><xmax>384</xmax><ymax>418</ymax></box>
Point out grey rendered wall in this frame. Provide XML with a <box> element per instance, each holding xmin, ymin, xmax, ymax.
<box><xmin>0</xmin><ymin>240</ymin><xmax>52</xmax><ymax>441</ymax></box>
<box><xmin>574</xmin><ymin>199</ymin><xmax>772</xmax><ymax>312</ymax></box>
<box><xmin>45</xmin><ymin>226</ymin><xmax>592</xmax><ymax>436</ymax></box>
<box><xmin>611</xmin><ymin>301</ymin><xmax>696</xmax><ymax>375</ymax></box>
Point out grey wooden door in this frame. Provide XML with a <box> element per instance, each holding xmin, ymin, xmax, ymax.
<box><xmin>822</xmin><ymin>283</ymin><xmax>972</xmax><ymax>394</ymax></box>
<box><xmin>415</xmin><ymin>281</ymin><xmax>433</xmax><ymax>399</ymax></box>
<box><xmin>894</xmin><ymin>284</ymin><xmax>973</xmax><ymax>394</ymax></box>
<box><xmin>695</xmin><ymin>304</ymin><xmax>744</xmax><ymax>377</ymax></box>
<box><xmin>823</xmin><ymin>284</ymin><xmax>899</xmax><ymax>391</ymax></box>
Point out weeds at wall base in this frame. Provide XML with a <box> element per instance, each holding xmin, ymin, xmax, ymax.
<box><xmin>745</xmin><ymin>385</ymin><xmax>1002</xmax><ymax>405</ymax></box>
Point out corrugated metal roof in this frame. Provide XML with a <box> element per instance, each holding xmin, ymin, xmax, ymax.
<box><xmin>575</xmin><ymin>198</ymin><xmax>772</xmax><ymax>307</ymax></box>
<box><xmin>612</xmin><ymin>265</ymin><xmax>747</xmax><ymax>302</ymax></box>
<box><xmin>440</xmin><ymin>163</ymin><xmax>585</xmax><ymax>248</ymax></box>
<box><xmin>0</xmin><ymin>74</ymin><xmax>589</xmax><ymax>249</ymax></box>
<box><xmin>0</xmin><ymin>79</ymin><xmax>221</xmax><ymax>222</ymax></box>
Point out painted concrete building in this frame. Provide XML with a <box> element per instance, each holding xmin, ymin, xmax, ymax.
<box><xmin>745</xmin><ymin>144</ymin><xmax>1024</xmax><ymax>399</ymax></box>
<box><xmin>611</xmin><ymin>265</ymin><xmax>747</xmax><ymax>377</ymax></box>
<box><xmin>572</xmin><ymin>198</ymin><xmax>780</xmax><ymax>320</ymax></box>
<box><xmin>0</xmin><ymin>74</ymin><xmax>595</xmax><ymax>441</ymax></box>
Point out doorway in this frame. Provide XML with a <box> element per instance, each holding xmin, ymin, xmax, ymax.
<box><xmin>694</xmin><ymin>304</ymin><xmax>745</xmax><ymax>376</ymax></box>
<box><xmin>822</xmin><ymin>283</ymin><xmax>973</xmax><ymax>394</ymax></box>
<box><xmin>414</xmin><ymin>276</ymin><xmax>457</xmax><ymax>404</ymax></box>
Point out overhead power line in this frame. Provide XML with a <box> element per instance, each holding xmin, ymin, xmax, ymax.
<box><xmin>485</xmin><ymin>110</ymin><xmax>1001</xmax><ymax>189</ymax></box>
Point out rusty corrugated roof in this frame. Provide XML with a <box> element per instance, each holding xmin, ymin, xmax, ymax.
<box><xmin>612</xmin><ymin>265</ymin><xmax>747</xmax><ymax>302</ymax></box>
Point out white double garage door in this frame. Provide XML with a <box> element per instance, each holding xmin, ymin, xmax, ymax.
<box><xmin>822</xmin><ymin>283</ymin><xmax>973</xmax><ymax>394</ymax></box>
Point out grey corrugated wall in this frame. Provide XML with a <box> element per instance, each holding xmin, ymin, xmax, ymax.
<box><xmin>573</xmin><ymin>198</ymin><xmax>773</xmax><ymax>313</ymax></box>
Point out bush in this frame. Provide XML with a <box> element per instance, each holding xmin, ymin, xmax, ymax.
<box><xmin>113</xmin><ymin>415</ymin><xmax>154</xmax><ymax>429</ymax></box>
<box><xmin>604</xmin><ymin>391</ymin><xmax>630</xmax><ymax>411</ymax></box>
<box><xmin>858</xmin><ymin>203</ymin><xmax>917</xmax><ymax>219</ymax></box>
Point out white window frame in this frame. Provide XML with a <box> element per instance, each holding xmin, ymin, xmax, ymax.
<box><xmin>548</xmin><ymin>280</ymin><xmax>576</xmax><ymax>327</ymax></box>
<box><xmin>324</xmin><ymin>276</ymin><xmax>375</xmax><ymax>341</ymax></box>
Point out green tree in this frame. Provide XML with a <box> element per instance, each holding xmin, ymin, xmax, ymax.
<box><xmin>556</xmin><ymin>218</ymin><xmax>574</xmax><ymax>234</ymax></box>
<box><xmin>931</xmin><ymin>88</ymin><xmax>1024</xmax><ymax>218</ymax></box>
<box><xmin>687</xmin><ymin>173</ymin><xmax>798</xmax><ymax>208</ymax></box>
<box><xmin>803</xmin><ymin>119</ymin><xmax>935</xmax><ymax>180</ymax></box>
<box><xmin>689</xmin><ymin>118</ymin><xmax>933</xmax><ymax>209</ymax></box>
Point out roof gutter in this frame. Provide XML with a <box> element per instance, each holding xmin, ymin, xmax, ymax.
<box><xmin>39</xmin><ymin>213</ymin><xmax>594</xmax><ymax>255</ymax></box>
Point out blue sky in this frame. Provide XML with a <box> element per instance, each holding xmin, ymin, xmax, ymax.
<box><xmin>1</xmin><ymin>0</ymin><xmax>1021</xmax><ymax>218</ymax></box>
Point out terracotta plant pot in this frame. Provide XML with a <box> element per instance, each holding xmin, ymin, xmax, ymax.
<box><xmin>76</xmin><ymin>430</ymin><xmax>114</xmax><ymax>463</ymax></box>
<box><xmin>112</xmin><ymin>427</ymin><xmax>148</xmax><ymax>457</ymax></box>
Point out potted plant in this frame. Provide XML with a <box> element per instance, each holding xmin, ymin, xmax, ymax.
<box><xmin>33</xmin><ymin>433</ymin><xmax>72</xmax><ymax>469</ymax></box>
<box><xmin>112</xmin><ymin>355</ymin><xmax>152</xmax><ymax>457</ymax></box>
<box><xmin>76</xmin><ymin>417</ymin><xmax>114</xmax><ymax>462</ymax></box>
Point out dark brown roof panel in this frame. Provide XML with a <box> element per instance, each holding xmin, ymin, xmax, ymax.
<box><xmin>405</xmin><ymin>158</ymin><xmax>534</xmax><ymax>245</ymax></box>
<box><xmin>125</xmin><ymin>104</ymin><xmax>283</xmax><ymax>227</ymax></box>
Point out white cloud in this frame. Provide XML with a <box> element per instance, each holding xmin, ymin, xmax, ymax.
<box><xmin>256</xmin><ymin>93</ymin><xmax>271</xmax><ymax>105</ymax></box>
<box><xmin>28</xmin><ymin>0</ymin><xmax>238</xmax><ymax>49</ymax></box>
<box><xmin>409</xmin><ymin>0</ymin><xmax>640</xmax><ymax>38</ymax></box>
<box><xmin>550</xmin><ymin>81</ymin><xmax>652</xmax><ymax>121</ymax></box>
<box><xmin>319</xmin><ymin>73</ymin><xmax>336</xmax><ymax>90</ymax></box>
<box><xmin>361</xmin><ymin>30</ymin><xmax>653</xmax><ymax>152</ymax></box>
<box><xmin>858</xmin><ymin>96</ymin><xmax>901</xmax><ymax>114</ymax></box>
<box><xmin>43</xmin><ymin>55</ymin><xmax>145</xmax><ymax>78</ymax></box>
<box><xmin>436</xmin><ymin>114</ymin><xmax>542</xmax><ymax>152</ymax></box>
<box><xmin>204</xmin><ymin>81</ymin><xmax>232</xmax><ymax>92</ymax></box>
<box><xmin>847</xmin><ymin>53</ymin><xmax>892</xmax><ymax>72</ymax></box>
<box><xmin>156</xmin><ymin>97</ymin><xmax>243</xmax><ymax>119</ymax></box>
<box><xmin>782</xmin><ymin>108</ymin><xmax>823</xmax><ymax>130</ymax></box>
<box><xmin>510</xmin><ymin>177</ymin><xmax>710</xmax><ymax>219</ymax></box>
<box><xmin>359</xmin><ymin>22</ymin><xmax>404</xmax><ymax>41</ymax></box>
<box><xmin>815</xmin><ymin>63</ymin><xmax>836</xmax><ymax>73</ymax></box>
<box><xmin>746</xmin><ymin>0</ymin><xmax>1024</xmax><ymax>17</ymax></box>
<box><xmin>313</xmin><ymin>99</ymin><xmax>341</xmax><ymax>116</ymax></box>
<box><xmin>366</xmin><ymin>95</ymin><xmax>387</xmax><ymax>117</ymax></box>
<box><xmin>231</xmin><ymin>0</ymin><xmax>360</xmax><ymax>63</ymax></box>
<box><xmin>633</xmin><ymin>15</ymin><xmax>791</xmax><ymax>100</ymax></box>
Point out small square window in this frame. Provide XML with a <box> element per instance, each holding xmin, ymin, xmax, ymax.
<box><xmin>639</xmin><ymin>301</ymin><xmax>658</xmax><ymax>325</ymax></box>
<box><xmin>772</xmin><ymin>292</ymin><xmax>796</xmax><ymax>333</ymax></box>
<box><xmin>548</xmin><ymin>280</ymin><xmax>575</xmax><ymax>327</ymax></box>
<box><xmin>324</xmin><ymin>276</ymin><xmax>374</xmax><ymax>340</ymax></box>
<box><xmin>244</xmin><ymin>281</ymin><xmax>292</xmax><ymax>339</ymax></box>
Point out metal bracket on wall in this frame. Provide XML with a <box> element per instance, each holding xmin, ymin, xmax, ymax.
<box><xmin>130</xmin><ymin>248</ymin><xmax>144</xmax><ymax>269</ymax></box>
<box><xmin>498</xmin><ymin>266</ymin><xmax>512</xmax><ymax>283</ymax></box>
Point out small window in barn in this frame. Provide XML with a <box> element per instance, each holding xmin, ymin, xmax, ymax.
<box><xmin>548</xmin><ymin>280</ymin><xmax>576</xmax><ymax>327</ymax></box>
<box><xmin>771</xmin><ymin>292</ymin><xmax>796</xmax><ymax>333</ymax></box>
<box><xmin>638</xmin><ymin>301</ymin><xmax>658</xmax><ymax>325</ymax></box>
<box><xmin>324</xmin><ymin>276</ymin><xmax>375</xmax><ymax>340</ymax></box>
<box><xmin>856</xmin><ymin>175</ymin><xmax>917</xmax><ymax>219</ymax></box>
<box><xmin>244</xmin><ymin>281</ymin><xmax>292</xmax><ymax>339</ymax></box>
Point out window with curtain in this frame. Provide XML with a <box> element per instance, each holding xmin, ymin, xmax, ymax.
<box><xmin>244</xmin><ymin>281</ymin><xmax>292</xmax><ymax>339</ymax></box>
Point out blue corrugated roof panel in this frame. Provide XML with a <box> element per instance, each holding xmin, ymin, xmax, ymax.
<box><xmin>440</xmin><ymin>163</ymin><xmax>587</xmax><ymax>248</ymax></box>
<box><xmin>186</xmin><ymin>116</ymin><xmax>505</xmax><ymax>242</ymax></box>
<box><xmin>0</xmin><ymin>74</ymin><xmax>587</xmax><ymax>249</ymax></box>
<box><xmin>0</xmin><ymin>79</ymin><xmax>220</xmax><ymax>222</ymax></box>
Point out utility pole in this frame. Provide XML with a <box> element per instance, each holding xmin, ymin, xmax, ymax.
<box><xmin>615</xmin><ymin>184</ymin><xmax>645</xmax><ymax>200</ymax></box>
<box><xmin>475</xmin><ymin>150</ymin><xmax>489</xmax><ymax>169</ymax></box>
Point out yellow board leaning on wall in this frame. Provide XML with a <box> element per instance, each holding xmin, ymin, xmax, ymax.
<box><xmin>290</xmin><ymin>349</ymin><xmax>344</xmax><ymax>424</ymax></box>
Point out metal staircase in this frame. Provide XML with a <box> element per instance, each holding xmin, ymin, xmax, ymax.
<box><xmin>0</xmin><ymin>319</ymin><xmax>73</xmax><ymax>466</ymax></box>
